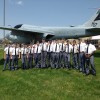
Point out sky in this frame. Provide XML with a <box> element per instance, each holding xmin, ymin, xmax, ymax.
<box><xmin>0</xmin><ymin>0</ymin><xmax>100</xmax><ymax>38</ymax></box>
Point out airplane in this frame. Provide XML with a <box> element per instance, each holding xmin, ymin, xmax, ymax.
<box><xmin>0</xmin><ymin>9</ymin><xmax>100</xmax><ymax>43</ymax></box>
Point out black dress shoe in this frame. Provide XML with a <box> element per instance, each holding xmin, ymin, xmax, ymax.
<box><xmin>2</xmin><ymin>69</ymin><xmax>5</xmax><ymax>71</ymax></box>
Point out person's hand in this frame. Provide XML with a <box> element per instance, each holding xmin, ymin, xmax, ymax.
<box><xmin>10</xmin><ymin>56</ymin><xmax>12</xmax><ymax>59</ymax></box>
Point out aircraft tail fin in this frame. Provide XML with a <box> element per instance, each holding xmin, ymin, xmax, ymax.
<box><xmin>83</xmin><ymin>9</ymin><xmax>100</xmax><ymax>27</ymax></box>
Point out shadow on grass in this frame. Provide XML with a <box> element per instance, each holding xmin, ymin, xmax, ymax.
<box><xmin>94</xmin><ymin>52</ymin><xmax>100</xmax><ymax>58</ymax></box>
<box><xmin>0</xmin><ymin>59</ymin><xmax>4</xmax><ymax>66</ymax></box>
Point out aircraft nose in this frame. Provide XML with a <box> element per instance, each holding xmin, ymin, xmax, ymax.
<box><xmin>5</xmin><ymin>32</ymin><xmax>11</xmax><ymax>39</ymax></box>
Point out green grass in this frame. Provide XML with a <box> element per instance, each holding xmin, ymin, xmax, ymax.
<box><xmin>0</xmin><ymin>50</ymin><xmax>100</xmax><ymax>100</ymax></box>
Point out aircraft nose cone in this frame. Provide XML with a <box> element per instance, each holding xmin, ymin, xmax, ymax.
<box><xmin>5</xmin><ymin>32</ymin><xmax>11</xmax><ymax>39</ymax></box>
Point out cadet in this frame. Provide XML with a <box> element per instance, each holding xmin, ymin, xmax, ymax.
<box><xmin>41</xmin><ymin>39</ymin><xmax>47</xmax><ymax>68</ymax></box>
<box><xmin>34</xmin><ymin>41</ymin><xmax>42</xmax><ymax>68</ymax></box>
<box><xmin>21</xmin><ymin>44</ymin><xmax>28</xmax><ymax>69</ymax></box>
<box><xmin>52</xmin><ymin>40</ymin><xmax>60</xmax><ymax>69</ymax></box>
<box><xmin>15</xmin><ymin>44</ymin><xmax>20</xmax><ymax>69</ymax></box>
<box><xmin>9</xmin><ymin>44</ymin><xmax>15</xmax><ymax>70</ymax></box>
<box><xmin>59</xmin><ymin>39</ymin><xmax>65</xmax><ymax>68</ymax></box>
<box><xmin>85</xmin><ymin>40</ymin><xmax>96</xmax><ymax>76</ymax></box>
<box><xmin>3</xmin><ymin>44</ymin><xmax>11</xmax><ymax>71</ymax></box>
<box><xmin>64</xmin><ymin>40</ymin><xmax>73</xmax><ymax>69</ymax></box>
<box><xmin>27</xmin><ymin>44</ymin><xmax>34</xmax><ymax>69</ymax></box>
<box><xmin>47</xmin><ymin>40</ymin><xmax>52</xmax><ymax>67</ymax></box>
<box><xmin>77</xmin><ymin>39</ymin><xmax>86</xmax><ymax>73</ymax></box>
<box><xmin>72</xmin><ymin>40</ymin><xmax>78</xmax><ymax>69</ymax></box>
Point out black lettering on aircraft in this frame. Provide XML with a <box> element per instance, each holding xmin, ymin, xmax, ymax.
<box><xmin>91</xmin><ymin>22</ymin><xmax>97</xmax><ymax>27</ymax></box>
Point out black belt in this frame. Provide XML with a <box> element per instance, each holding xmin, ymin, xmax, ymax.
<box><xmin>6</xmin><ymin>54</ymin><xmax>10</xmax><ymax>56</ymax></box>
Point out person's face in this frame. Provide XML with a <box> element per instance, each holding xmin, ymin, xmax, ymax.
<box><xmin>67</xmin><ymin>41</ymin><xmax>69</xmax><ymax>44</ymax></box>
<box><xmin>79</xmin><ymin>39</ymin><xmax>82</xmax><ymax>44</ymax></box>
<box><xmin>73</xmin><ymin>41</ymin><xmax>76</xmax><ymax>45</ymax></box>
<box><xmin>56</xmin><ymin>40</ymin><xmax>58</xmax><ymax>43</ymax></box>
<box><xmin>42</xmin><ymin>40</ymin><xmax>45</xmax><ymax>43</ymax></box>
<box><xmin>87</xmin><ymin>40</ymin><xmax>90</xmax><ymax>44</ymax></box>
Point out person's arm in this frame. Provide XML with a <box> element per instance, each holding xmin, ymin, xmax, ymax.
<box><xmin>4</xmin><ymin>51</ymin><xmax>6</xmax><ymax>59</ymax></box>
<box><xmin>88</xmin><ymin>51</ymin><xmax>95</xmax><ymax>58</ymax></box>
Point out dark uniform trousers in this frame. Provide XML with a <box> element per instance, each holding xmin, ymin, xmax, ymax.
<box><xmin>3</xmin><ymin>54</ymin><xmax>10</xmax><ymax>70</ymax></box>
<box><xmin>47</xmin><ymin>52</ymin><xmax>52</xmax><ymax>67</ymax></box>
<box><xmin>11</xmin><ymin>55</ymin><xmax>18</xmax><ymax>70</ymax></box>
<box><xmin>52</xmin><ymin>52</ymin><xmax>59</xmax><ymax>68</ymax></box>
<box><xmin>34</xmin><ymin>53</ymin><xmax>41</xmax><ymax>68</ymax></box>
<box><xmin>21</xmin><ymin>54</ymin><xmax>27</xmax><ymax>69</ymax></box>
<box><xmin>27</xmin><ymin>54</ymin><xmax>33</xmax><ymax>68</ymax></box>
<box><xmin>79</xmin><ymin>52</ymin><xmax>85</xmax><ymax>72</ymax></box>
<box><xmin>41</xmin><ymin>51</ymin><xmax>47</xmax><ymax>68</ymax></box>
<box><xmin>64</xmin><ymin>53</ymin><xmax>71</xmax><ymax>68</ymax></box>
<box><xmin>85</xmin><ymin>55</ymin><xmax>96</xmax><ymax>75</ymax></box>
<box><xmin>72</xmin><ymin>53</ymin><xmax>78</xmax><ymax>69</ymax></box>
<box><xmin>59</xmin><ymin>51</ymin><xmax>65</xmax><ymax>68</ymax></box>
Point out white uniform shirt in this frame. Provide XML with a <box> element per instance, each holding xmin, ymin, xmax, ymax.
<box><xmin>65</xmin><ymin>44</ymin><xmax>73</xmax><ymax>53</ymax></box>
<box><xmin>27</xmin><ymin>47</ymin><xmax>34</xmax><ymax>54</ymax></box>
<box><xmin>34</xmin><ymin>44</ymin><xmax>42</xmax><ymax>53</ymax></box>
<box><xmin>72</xmin><ymin>45</ymin><xmax>78</xmax><ymax>53</ymax></box>
<box><xmin>52</xmin><ymin>43</ymin><xmax>60</xmax><ymax>53</ymax></box>
<box><xmin>41</xmin><ymin>43</ymin><xmax>47</xmax><ymax>51</ymax></box>
<box><xmin>85</xmin><ymin>44</ymin><xmax>96</xmax><ymax>54</ymax></box>
<box><xmin>59</xmin><ymin>43</ymin><xmax>65</xmax><ymax>52</ymax></box>
<box><xmin>4</xmin><ymin>47</ymin><xmax>10</xmax><ymax>55</ymax></box>
<box><xmin>16</xmin><ymin>48</ymin><xmax>20</xmax><ymax>55</ymax></box>
<box><xmin>77</xmin><ymin>42</ymin><xmax>87</xmax><ymax>52</ymax></box>
<box><xmin>21</xmin><ymin>47</ymin><xmax>28</xmax><ymax>55</ymax></box>
<box><xmin>10</xmin><ymin>47</ymin><xmax>19</xmax><ymax>56</ymax></box>
<box><xmin>47</xmin><ymin>44</ymin><xmax>53</xmax><ymax>52</ymax></box>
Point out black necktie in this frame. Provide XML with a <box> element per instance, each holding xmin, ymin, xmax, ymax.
<box><xmin>62</xmin><ymin>43</ymin><xmax>63</xmax><ymax>51</ymax></box>
<box><xmin>68</xmin><ymin>44</ymin><xmax>69</xmax><ymax>53</ymax></box>
<box><xmin>79</xmin><ymin>44</ymin><xmax>80</xmax><ymax>53</ymax></box>
<box><xmin>49</xmin><ymin>45</ymin><xmax>50</xmax><ymax>52</ymax></box>
<box><xmin>37</xmin><ymin>46</ymin><xmax>38</xmax><ymax>53</ymax></box>
<box><xmin>23</xmin><ymin>48</ymin><xmax>25</xmax><ymax>54</ymax></box>
<box><xmin>87</xmin><ymin>44</ymin><xmax>89</xmax><ymax>53</ymax></box>
<box><xmin>15</xmin><ymin>47</ymin><xmax>16</xmax><ymax>56</ymax></box>
<box><xmin>42</xmin><ymin>43</ymin><xmax>44</xmax><ymax>51</ymax></box>
<box><xmin>8</xmin><ymin>47</ymin><xmax>9</xmax><ymax>55</ymax></box>
<box><xmin>30</xmin><ymin>48</ymin><xmax>31</xmax><ymax>54</ymax></box>
<box><xmin>73</xmin><ymin>46</ymin><xmax>74</xmax><ymax>53</ymax></box>
<box><xmin>55</xmin><ymin>44</ymin><xmax>57</xmax><ymax>52</ymax></box>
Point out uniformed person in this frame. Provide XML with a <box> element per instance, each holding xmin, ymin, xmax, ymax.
<box><xmin>21</xmin><ymin>44</ymin><xmax>28</xmax><ymax>69</ymax></box>
<box><xmin>27</xmin><ymin>44</ymin><xmax>34</xmax><ymax>69</ymax></box>
<box><xmin>77</xmin><ymin>39</ymin><xmax>86</xmax><ymax>73</ymax></box>
<box><xmin>10</xmin><ymin>44</ymin><xmax>19</xmax><ymax>70</ymax></box>
<box><xmin>64</xmin><ymin>40</ymin><xmax>73</xmax><ymax>69</ymax></box>
<box><xmin>41</xmin><ymin>39</ymin><xmax>47</xmax><ymax>68</ymax></box>
<box><xmin>59</xmin><ymin>39</ymin><xmax>65</xmax><ymax>68</ymax></box>
<box><xmin>15</xmin><ymin>44</ymin><xmax>20</xmax><ymax>69</ymax></box>
<box><xmin>72</xmin><ymin>40</ymin><xmax>78</xmax><ymax>69</ymax></box>
<box><xmin>85</xmin><ymin>40</ymin><xmax>96</xmax><ymax>76</ymax></box>
<box><xmin>52</xmin><ymin>40</ymin><xmax>60</xmax><ymax>69</ymax></box>
<box><xmin>3</xmin><ymin>44</ymin><xmax>11</xmax><ymax>71</ymax></box>
<box><xmin>34</xmin><ymin>41</ymin><xmax>42</xmax><ymax>68</ymax></box>
<box><xmin>47</xmin><ymin>40</ymin><xmax>52</xmax><ymax>68</ymax></box>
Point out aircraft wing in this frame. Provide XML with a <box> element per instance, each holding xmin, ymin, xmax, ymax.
<box><xmin>0</xmin><ymin>26</ymin><xmax>55</xmax><ymax>37</ymax></box>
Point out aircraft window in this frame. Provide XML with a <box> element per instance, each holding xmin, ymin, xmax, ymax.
<box><xmin>14</xmin><ymin>24</ymin><xmax>23</xmax><ymax>28</ymax></box>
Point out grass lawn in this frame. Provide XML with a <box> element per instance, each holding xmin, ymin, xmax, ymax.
<box><xmin>0</xmin><ymin>49</ymin><xmax>100</xmax><ymax>100</ymax></box>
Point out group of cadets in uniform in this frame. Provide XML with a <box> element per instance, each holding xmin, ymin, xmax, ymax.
<box><xmin>3</xmin><ymin>38</ymin><xmax>97</xmax><ymax>76</ymax></box>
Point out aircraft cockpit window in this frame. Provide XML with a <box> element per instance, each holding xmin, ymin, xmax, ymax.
<box><xmin>14</xmin><ymin>24</ymin><xmax>23</xmax><ymax>28</ymax></box>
